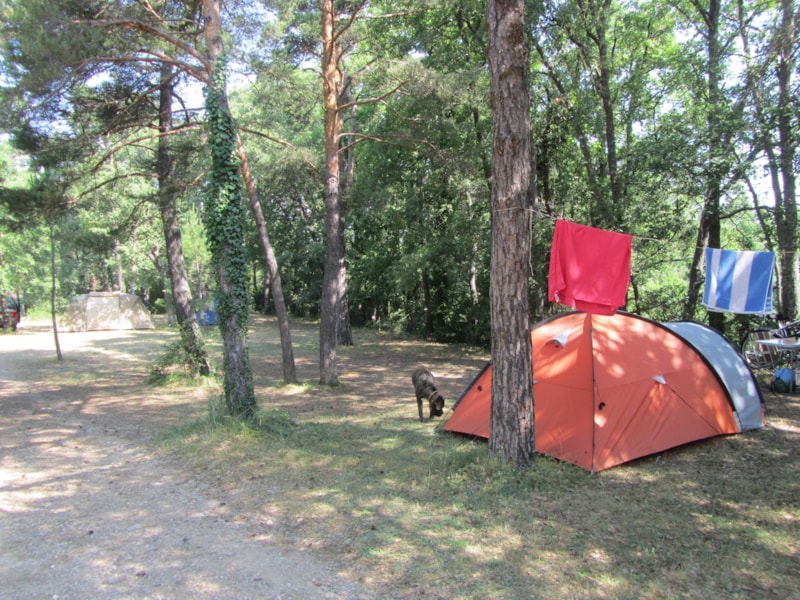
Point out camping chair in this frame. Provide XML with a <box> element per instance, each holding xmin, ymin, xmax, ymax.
<box><xmin>742</xmin><ymin>329</ymin><xmax>782</xmax><ymax>371</ymax></box>
<box><xmin>772</xmin><ymin>318</ymin><xmax>800</xmax><ymax>339</ymax></box>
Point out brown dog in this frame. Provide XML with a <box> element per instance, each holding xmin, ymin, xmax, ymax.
<box><xmin>412</xmin><ymin>366</ymin><xmax>445</xmax><ymax>422</ymax></box>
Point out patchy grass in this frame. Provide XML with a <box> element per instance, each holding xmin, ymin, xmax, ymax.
<box><xmin>149</xmin><ymin>317</ymin><xmax>800</xmax><ymax>600</ymax></box>
<box><xmin>23</xmin><ymin>316</ymin><xmax>795</xmax><ymax>598</ymax></box>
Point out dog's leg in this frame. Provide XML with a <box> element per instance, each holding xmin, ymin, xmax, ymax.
<box><xmin>427</xmin><ymin>390</ymin><xmax>437</xmax><ymax>420</ymax></box>
<box><xmin>417</xmin><ymin>396</ymin><xmax>424</xmax><ymax>422</ymax></box>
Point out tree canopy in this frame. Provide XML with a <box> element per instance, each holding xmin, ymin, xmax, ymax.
<box><xmin>0</xmin><ymin>0</ymin><xmax>796</xmax><ymax>355</ymax></box>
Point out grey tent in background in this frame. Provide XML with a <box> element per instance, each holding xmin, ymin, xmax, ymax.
<box><xmin>59</xmin><ymin>292</ymin><xmax>155</xmax><ymax>332</ymax></box>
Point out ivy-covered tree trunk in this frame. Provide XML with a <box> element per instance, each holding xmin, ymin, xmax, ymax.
<box><xmin>158</xmin><ymin>62</ymin><xmax>211</xmax><ymax>377</ymax></box>
<box><xmin>203</xmin><ymin>0</ymin><xmax>256</xmax><ymax>419</ymax></box>
<box><xmin>487</xmin><ymin>0</ymin><xmax>535</xmax><ymax>468</ymax></box>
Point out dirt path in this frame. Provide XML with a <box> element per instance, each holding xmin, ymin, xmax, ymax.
<box><xmin>0</xmin><ymin>326</ymin><xmax>372</xmax><ymax>600</ymax></box>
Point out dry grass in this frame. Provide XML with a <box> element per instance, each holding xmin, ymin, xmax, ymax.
<box><xmin>21</xmin><ymin>316</ymin><xmax>798</xmax><ymax>599</ymax></box>
<box><xmin>153</xmin><ymin>317</ymin><xmax>800</xmax><ymax>600</ymax></box>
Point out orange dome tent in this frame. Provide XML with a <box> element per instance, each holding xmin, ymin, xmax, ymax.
<box><xmin>443</xmin><ymin>312</ymin><xmax>765</xmax><ymax>472</ymax></box>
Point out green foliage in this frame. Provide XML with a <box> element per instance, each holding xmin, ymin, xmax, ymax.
<box><xmin>204</xmin><ymin>59</ymin><xmax>251</xmax><ymax>331</ymax></box>
<box><xmin>204</xmin><ymin>55</ymin><xmax>256</xmax><ymax>420</ymax></box>
<box><xmin>230</xmin><ymin>62</ymin><xmax>325</xmax><ymax>317</ymax></box>
<box><xmin>179</xmin><ymin>204</ymin><xmax>215</xmax><ymax>304</ymax></box>
<box><xmin>1</xmin><ymin>0</ymin><xmax>794</xmax><ymax>350</ymax></box>
<box><xmin>148</xmin><ymin>335</ymin><xmax>213</xmax><ymax>385</ymax></box>
<box><xmin>163</xmin><ymin>399</ymin><xmax>296</xmax><ymax>449</ymax></box>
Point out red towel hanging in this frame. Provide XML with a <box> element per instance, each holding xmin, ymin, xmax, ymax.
<box><xmin>548</xmin><ymin>219</ymin><xmax>632</xmax><ymax>315</ymax></box>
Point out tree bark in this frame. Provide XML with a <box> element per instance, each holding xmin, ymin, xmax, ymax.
<box><xmin>592</xmin><ymin>0</ymin><xmax>624</xmax><ymax>228</ymax></box>
<box><xmin>50</xmin><ymin>223</ymin><xmax>63</xmax><ymax>362</ymax></box>
<box><xmin>202</xmin><ymin>0</ymin><xmax>256</xmax><ymax>418</ymax></box>
<box><xmin>704</xmin><ymin>0</ymin><xmax>724</xmax><ymax>333</ymax></box>
<box><xmin>487</xmin><ymin>0</ymin><xmax>535</xmax><ymax>467</ymax></box>
<box><xmin>336</xmin><ymin>75</ymin><xmax>356</xmax><ymax>348</ymax></box>
<box><xmin>774</xmin><ymin>0</ymin><xmax>798</xmax><ymax>318</ymax></box>
<box><xmin>158</xmin><ymin>62</ymin><xmax>211</xmax><ymax>376</ymax></box>
<box><xmin>113</xmin><ymin>237</ymin><xmax>125</xmax><ymax>292</ymax></box>
<box><xmin>236</xmin><ymin>134</ymin><xmax>297</xmax><ymax>383</ymax></box>
<box><xmin>319</xmin><ymin>0</ymin><xmax>345</xmax><ymax>385</ymax></box>
<box><xmin>683</xmin><ymin>0</ymin><xmax>723</xmax><ymax>331</ymax></box>
<box><xmin>738</xmin><ymin>0</ymin><xmax>797</xmax><ymax>319</ymax></box>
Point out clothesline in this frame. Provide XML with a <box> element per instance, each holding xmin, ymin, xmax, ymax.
<box><xmin>491</xmin><ymin>206</ymin><xmax>790</xmax><ymax>255</ymax></box>
<box><xmin>548</xmin><ymin>219</ymin><xmax>632</xmax><ymax>315</ymax></box>
<box><xmin>544</xmin><ymin>217</ymin><xmax>776</xmax><ymax>317</ymax></box>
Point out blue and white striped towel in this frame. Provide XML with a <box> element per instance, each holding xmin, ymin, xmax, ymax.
<box><xmin>703</xmin><ymin>248</ymin><xmax>775</xmax><ymax>315</ymax></box>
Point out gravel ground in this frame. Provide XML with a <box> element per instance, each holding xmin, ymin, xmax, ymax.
<box><xmin>0</xmin><ymin>325</ymin><xmax>372</xmax><ymax>600</ymax></box>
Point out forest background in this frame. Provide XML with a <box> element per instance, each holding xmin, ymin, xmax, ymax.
<box><xmin>0</xmin><ymin>0</ymin><xmax>796</xmax><ymax>361</ymax></box>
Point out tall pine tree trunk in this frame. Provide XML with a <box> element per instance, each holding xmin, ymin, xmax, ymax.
<box><xmin>487</xmin><ymin>0</ymin><xmax>535</xmax><ymax>467</ymax></box>
<box><xmin>319</xmin><ymin>0</ymin><xmax>346</xmax><ymax>385</ymax></box>
<box><xmin>158</xmin><ymin>62</ymin><xmax>211</xmax><ymax>376</ymax></box>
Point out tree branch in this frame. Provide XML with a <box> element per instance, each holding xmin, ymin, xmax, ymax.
<box><xmin>73</xmin><ymin>172</ymin><xmax>156</xmax><ymax>202</ymax></box>
<box><xmin>238</xmin><ymin>127</ymin><xmax>320</xmax><ymax>176</ymax></box>
<box><xmin>721</xmin><ymin>205</ymin><xmax>774</xmax><ymax>219</ymax></box>
<box><xmin>333</xmin><ymin>0</ymin><xmax>370</xmax><ymax>43</ymax></box>
<box><xmin>87</xmin><ymin>18</ymin><xmax>212</xmax><ymax>73</ymax></box>
<box><xmin>90</xmin><ymin>124</ymin><xmax>202</xmax><ymax>173</ymax></box>
<box><xmin>89</xmin><ymin>54</ymin><xmax>208</xmax><ymax>82</ymax></box>
<box><xmin>339</xmin><ymin>78</ymin><xmax>408</xmax><ymax>112</ymax></box>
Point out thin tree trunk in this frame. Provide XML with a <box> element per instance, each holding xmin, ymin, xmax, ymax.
<box><xmin>236</xmin><ymin>134</ymin><xmax>297</xmax><ymax>383</ymax></box>
<box><xmin>337</xmin><ymin>293</ymin><xmax>353</xmax><ymax>346</ymax></box>
<box><xmin>50</xmin><ymin>223</ymin><xmax>63</xmax><ymax>362</ymax></box>
<box><xmin>262</xmin><ymin>270</ymin><xmax>270</xmax><ymax>314</ymax></box>
<box><xmin>150</xmin><ymin>245</ymin><xmax>176</xmax><ymax>325</ymax></box>
<box><xmin>594</xmin><ymin>0</ymin><xmax>623</xmax><ymax>228</ymax></box>
<box><xmin>128</xmin><ymin>226</ymin><xmax>138</xmax><ymax>295</ymax></box>
<box><xmin>704</xmin><ymin>0</ymin><xmax>724</xmax><ymax>333</ymax></box>
<box><xmin>683</xmin><ymin>213</ymin><xmax>711</xmax><ymax>321</ymax></box>
<box><xmin>684</xmin><ymin>0</ymin><xmax>724</xmax><ymax>332</ymax></box>
<box><xmin>158</xmin><ymin>62</ymin><xmax>211</xmax><ymax>376</ymax></box>
<box><xmin>422</xmin><ymin>272</ymin><xmax>433</xmax><ymax>336</ymax></box>
<box><xmin>113</xmin><ymin>238</ymin><xmax>125</xmax><ymax>292</ymax></box>
<box><xmin>336</xmin><ymin>76</ymin><xmax>356</xmax><ymax>348</ymax></box>
<box><xmin>487</xmin><ymin>0</ymin><xmax>535</xmax><ymax>467</ymax></box>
